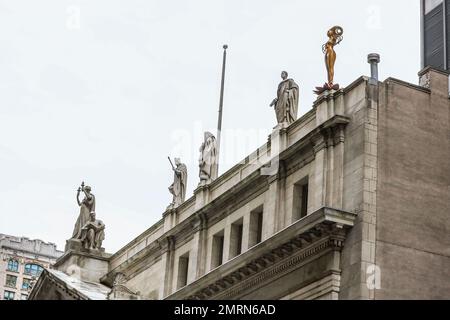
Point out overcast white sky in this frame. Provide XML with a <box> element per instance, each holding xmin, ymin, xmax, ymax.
<box><xmin>0</xmin><ymin>0</ymin><xmax>420</xmax><ymax>253</ymax></box>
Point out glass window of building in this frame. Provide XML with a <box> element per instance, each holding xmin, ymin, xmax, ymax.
<box><xmin>20</xmin><ymin>294</ymin><xmax>28</xmax><ymax>300</ymax></box>
<box><xmin>7</xmin><ymin>259</ymin><xmax>19</xmax><ymax>272</ymax></box>
<box><xmin>5</xmin><ymin>275</ymin><xmax>17</xmax><ymax>288</ymax></box>
<box><xmin>22</xmin><ymin>278</ymin><xmax>31</xmax><ymax>290</ymax></box>
<box><xmin>24</xmin><ymin>263</ymin><xmax>44</xmax><ymax>277</ymax></box>
<box><xmin>4</xmin><ymin>291</ymin><xmax>15</xmax><ymax>300</ymax></box>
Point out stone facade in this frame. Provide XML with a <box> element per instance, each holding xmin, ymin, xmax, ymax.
<box><xmin>0</xmin><ymin>234</ymin><xmax>63</xmax><ymax>300</ymax></box>
<box><xmin>30</xmin><ymin>67</ymin><xmax>450</xmax><ymax>300</ymax></box>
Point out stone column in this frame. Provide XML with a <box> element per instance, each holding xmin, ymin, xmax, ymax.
<box><xmin>262</xmin><ymin>174</ymin><xmax>278</xmax><ymax>240</ymax></box>
<box><xmin>160</xmin><ymin>236</ymin><xmax>175</xmax><ymax>298</ymax></box>
<box><xmin>222</xmin><ymin>224</ymin><xmax>232</xmax><ymax>262</ymax></box>
<box><xmin>325</xmin><ymin>128</ymin><xmax>334</xmax><ymax>207</ymax></box>
<box><xmin>332</xmin><ymin>124</ymin><xmax>346</xmax><ymax>209</ymax></box>
<box><xmin>261</xmin><ymin>126</ymin><xmax>288</xmax><ymax>240</ymax></box>
<box><xmin>262</xmin><ymin>160</ymin><xmax>287</xmax><ymax>240</ymax></box>
<box><xmin>241</xmin><ymin>213</ymin><xmax>251</xmax><ymax>250</ymax></box>
<box><xmin>189</xmin><ymin>213</ymin><xmax>208</xmax><ymax>279</ymax></box>
<box><xmin>310</xmin><ymin>134</ymin><xmax>328</xmax><ymax>212</ymax></box>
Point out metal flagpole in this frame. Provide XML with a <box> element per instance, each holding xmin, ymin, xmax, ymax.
<box><xmin>216</xmin><ymin>44</ymin><xmax>228</xmax><ymax>175</ymax></box>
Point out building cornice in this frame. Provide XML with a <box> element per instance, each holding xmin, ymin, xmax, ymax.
<box><xmin>384</xmin><ymin>77</ymin><xmax>431</xmax><ymax>94</ymax></box>
<box><xmin>165</xmin><ymin>207</ymin><xmax>356</xmax><ymax>300</ymax></box>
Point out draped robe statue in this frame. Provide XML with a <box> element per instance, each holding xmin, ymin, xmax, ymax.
<box><xmin>72</xmin><ymin>183</ymin><xmax>96</xmax><ymax>239</ymax></box>
<box><xmin>199</xmin><ymin>132</ymin><xmax>218</xmax><ymax>185</ymax></box>
<box><xmin>270</xmin><ymin>71</ymin><xmax>299</xmax><ymax>125</ymax></box>
<box><xmin>168</xmin><ymin>158</ymin><xmax>188</xmax><ymax>208</ymax></box>
<box><xmin>79</xmin><ymin>211</ymin><xmax>105</xmax><ymax>250</ymax></box>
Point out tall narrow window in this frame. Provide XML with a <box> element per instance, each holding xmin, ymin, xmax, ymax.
<box><xmin>300</xmin><ymin>183</ymin><xmax>309</xmax><ymax>218</ymax></box>
<box><xmin>248</xmin><ymin>206</ymin><xmax>264</xmax><ymax>248</ymax></box>
<box><xmin>177</xmin><ymin>253</ymin><xmax>189</xmax><ymax>289</ymax></box>
<box><xmin>229</xmin><ymin>218</ymin><xmax>244</xmax><ymax>259</ymax></box>
<box><xmin>22</xmin><ymin>278</ymin><xmax>31</xmax><ymax>290</ymax></box>
<box><xmin>293</xmin><ymin>179</ymin><xmax>309</xmax><ymax>222</ymax></box>
<box><xmin>7</xmin><ymin>260</ymin><xmax>19</xmax><ymax>272</ymax></box>
<box><xmin>211</xmin><ymin>230</ymin><xmax>224</xmax><ymax>269</ymax></box>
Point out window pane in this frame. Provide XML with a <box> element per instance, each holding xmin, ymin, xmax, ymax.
<box><xmin>5</xmin><ymin>275</ymin><xmax>17</xmax><ymax>288</ymax></box>
<box><xmin>21</xmin><ymin>294</ymin><xmax>28</xmax><ymax>300</ymax></box>
<box><xmin>24</xmin><ymin>264</ymin><xmax>44</xmax><ymax>276</ymax></box>
<box><xmin>22</xmin><ymin>278</ymin><xmax>31</xmax><ymax>290</ymax></box>
<box><xmin>7</xmin><ymin>260</ymin><xmax>19</xmax><ymax>272</ymax></box>
<box><xmin>4</xmin><ymin>291</ymin><xmax>15</xmax><ymax>300</ymax></box>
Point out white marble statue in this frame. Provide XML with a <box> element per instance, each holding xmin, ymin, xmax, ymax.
<box><xmin>199</xmin><ymin>132</ymin><xmax>218</xmax><ymax>185</ymax></box>
<box><xmin>72</xmin><ymin>182</ymin><xmax>96</xmax><ymax>239</ymax></box>
<box><xmin>168</xmin><ymin>157</ymin><xmax>188</xmax><ymax>208</ymax></box>
<box><xmin>270</xmin><ymin>71</ymin><xmax>299</xmax><ymax>125</ymax></box>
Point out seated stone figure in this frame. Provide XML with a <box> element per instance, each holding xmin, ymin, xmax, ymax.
<box><xmin>78</xmin><ymin>211</ymin><xmax>105</xmax><ymax>250</ymax></box>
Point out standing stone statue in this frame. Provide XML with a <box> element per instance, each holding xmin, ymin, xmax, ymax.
<box><xmin>199</xmin><ymin>132</ymin><xmax>218</xmax><ymax>185</ymax></box>
<box><xmin>72</xmin><ymin>182</ymin><xmax>96</xmax><ymax>239</ymax></box>
<box><xmin>79</xmin><ymin>211</ymin><xmax>105</xmax><ymax>250</ymax></box>
<box><xmin>270</xmin><ymin>71</ymin><xmax>299</xmax><ymax>125</ymax></box>
<box><xmin>168</xmin><ymin>157</ymin><xmax>188</xmax><ymax>208</ymax></box>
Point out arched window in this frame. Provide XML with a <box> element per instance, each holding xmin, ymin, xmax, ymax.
<box><xmin>7</xmin><ymin>259</ymin><xmax>19</xmax><ymax>272</ymax></box>
<box><xmin>24</xmin><ymin>263</ymin><xmax>44</xmax><ymax>277</ymax></box>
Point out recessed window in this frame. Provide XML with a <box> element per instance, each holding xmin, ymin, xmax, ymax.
<box><xmin>248</xmin><ymin>206</ymin><xmax>264</xmax><ymax>248</ymax></box>
<box><xmin>292</xmin><ymin>179</ymin><xmax>309</xmax><ymax>222</ymax></box>
<box><xmin>229</xmin><ymin>218</ymin><xmax>244</xmax><ymax>259</ymax></box>
<box><xmin>22</xmin><ymin>278</ymin><xmax>31</xmax><ymax>290</ymax></box>
<box><xmin>211</xmin><ymin>230</ymin><xmax>225</xmax><ymax>269</ymax></box>
<box><xmin>7</xmin><ymin>260</ymin><xmax>19</xmax><ymax>272</ymax></box>
<box><xmin>5</xmin><ymin>275</ymin><xmax>17</xmax><ymax>288</ymax></box>
<box><xmin>20</xmin><ymin>294</ymin><xmax>28</xmax><ymax>300</ymax></box>
<box><xmin>177</xmin><ymin>253</ymin><xmax>189</xmax><ymax>290</ymax></box>
<box><xmin>24</xmin><ymin>264</ymin><xmax>43</xmax><ymax>277</ymax></box>
<box><xmin>3</xmin><ymin>291</ymin><xmax>15</xmax><ymax>300</ymax></box>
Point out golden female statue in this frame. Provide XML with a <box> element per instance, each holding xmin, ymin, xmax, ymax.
<box><xmin>315</xmin><ymin>26</ymin><xmax>344</xmax><ymax>94</ymax></box>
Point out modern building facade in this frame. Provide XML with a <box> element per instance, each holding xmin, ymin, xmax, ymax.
<box><xmin>29</xmin><ymin>63</ymin><xmax>450</xmax><ymax>300</ymax></box>
<box><xmin>421</xmin><ymin>0</ymin><xmax>450</xmax><ymax>70</ymax></box>
<box><xmin>0</xmin><ymin>234</ymin><xmax>63</xmax><ymax>300</ymax></box>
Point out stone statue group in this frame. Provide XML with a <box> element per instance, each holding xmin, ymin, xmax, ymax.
<box><xmin>167</xmin><ymin>131</ymin><xmax>218</xmax><ymax>209</ymax></box>
<box><xmin>71</xmin><ymin>182</ymin><xmax>105</xmax><ymax>250</ymax></box>
<box><xmin>69</xmin><ymin>71</ymin><xmax>299</xmax><ymax>244</ymax></box>
<box><xmin>167</xmin><ymin>71</ymin><xmax>299</xmax><ymax>209</ymax></box>
<box><xmin>68</xmin><ymin>24</ymin><xmax>345</xmax><ymax>249</ymax></box>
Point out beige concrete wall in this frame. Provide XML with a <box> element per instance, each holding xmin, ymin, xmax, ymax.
<box><xmin>109</xmin><ymin>222</ymin><xmax>164</xmax><ymax>270</ymax></box>
<box><xmin>125</xmin><ymin>259</ymin><xmax>163</xmax><ymax>299</ymax></box>
<box><xmin>334</xmin><ymin>79</ymin><xmax>378</xmax><ymax>300</ymax></box>
<box><xmin>374</xmin><ymin>70</ymin><xmax>450</xmax><ymax>299</ymax></box>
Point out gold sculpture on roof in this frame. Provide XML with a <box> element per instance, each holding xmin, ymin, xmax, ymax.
<box><xmin>314</xmin><ymin>26</ymin><xmax>344</xmax><ymax>95</ymax></box>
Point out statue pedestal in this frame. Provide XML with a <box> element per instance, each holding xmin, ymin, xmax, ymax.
<box><xmin>55</xmin><ymin>239</ymin><xmax>111</xmax><ymax>283</ymax></box>
<box><xmin>313</xmin><ymin>89</ymin><xmax>345</xmax><ymax>127</ymax></box>
<box><xmin>194</xmin><ymin>183</ymin><xmax>211</xmax><ymax>211</ymax></box>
